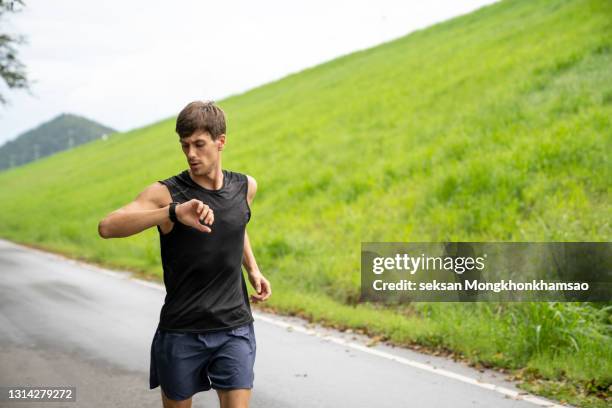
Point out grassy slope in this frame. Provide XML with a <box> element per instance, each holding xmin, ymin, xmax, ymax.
<box><xmin>0</xmin><ymin>0</ymin><xmax>610</xmax><ymax>405</ymax></box>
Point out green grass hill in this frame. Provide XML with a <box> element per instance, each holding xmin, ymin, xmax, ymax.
<box><xmin>0</xmin><ymin>0</ymin><xmax>610</xmax><ymax>406</ymax></box>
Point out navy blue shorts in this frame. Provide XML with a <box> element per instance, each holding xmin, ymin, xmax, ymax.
<box><xmin>149</xmin><ymin>321</ymin><xmax>256</xmax><ymax>401</ymax></box>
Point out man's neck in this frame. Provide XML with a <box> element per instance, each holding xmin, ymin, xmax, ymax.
<box><xmin>189</xmin><ymin>164</ymin><xmax>223</xmax><ymax>190</ymax></box>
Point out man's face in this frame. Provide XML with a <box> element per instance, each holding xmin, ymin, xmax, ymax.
<box><xmin>180</xmin><ymin>131</ymin><xmax>225</xmax><ymax>176</ymax></box>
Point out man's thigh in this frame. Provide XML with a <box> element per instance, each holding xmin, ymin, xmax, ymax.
<box><xmin>216</xmin><ymin>388</ymin><xmax>252</xmax><ymax>408</ymax></box>
<box><xmin>207</xmin><ymin>323</ymin><xmax>256</xmax><ymax>389</ymax></box>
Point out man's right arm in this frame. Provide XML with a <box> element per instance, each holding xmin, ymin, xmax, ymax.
<box><xmin>98</xmin><ymin>182</ymin><xmax>170</xmax><ymax>239</ymax></box>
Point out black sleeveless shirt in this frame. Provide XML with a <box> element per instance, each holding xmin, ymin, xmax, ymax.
<box><xmin>155</xmin><ymin>168</ymin><xmax>254</xmax><ymax>332</ymax></box>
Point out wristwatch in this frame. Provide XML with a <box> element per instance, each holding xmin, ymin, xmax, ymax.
<box><xmin>168</xmin><ymin>202</ymin><xmax>179</xmax><ymax>223</ymax></box>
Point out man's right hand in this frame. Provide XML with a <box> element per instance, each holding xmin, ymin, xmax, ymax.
<box><xmin>176</xmin><ymin>199</ymin><xmax>215</xmax><ymax>233</ymax></box>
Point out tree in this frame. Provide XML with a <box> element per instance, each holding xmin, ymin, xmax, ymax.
<box><xmin>0</xmin><ymin>0</ymin><xmax>29</xmax><ymax>105</ymax></box>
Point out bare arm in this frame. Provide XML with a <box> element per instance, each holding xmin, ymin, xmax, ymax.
<box><xmin>242</xmin><ymin>230</ymin><xmax>260</xmax><ymax>275</ymax></box>
<box><xmin>98</xmin><ymin>182</ymin><xmax>170</xmax><ymax>239</ymax></box>
<box><xmin>98</xmin><ymin>182</ymin><xmax>215</xmax><ymax>239</ymax></box>
<box><xmin>243</xmin><ymin>175</ymin><xmax>271</xmax><ymax>302</ymax></box>
<box><xmin>242</xmin><ymin>175</ymin><xmax>259</xmax><ymax>275</ymax></box>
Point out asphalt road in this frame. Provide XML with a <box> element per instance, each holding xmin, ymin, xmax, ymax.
<box><xmin>0</xmin><ymin>238</ymin><xmax>570</xmax><ymax>408</ymax></box>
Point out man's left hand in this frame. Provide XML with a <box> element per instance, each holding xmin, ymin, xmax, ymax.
<box><xmin>247</xmin><ymin>270</ymin><xmax>272</xmax><ymax>303</ymax></box>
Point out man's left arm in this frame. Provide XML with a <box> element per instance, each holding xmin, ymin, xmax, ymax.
<box><xmin>243</xmin><ymin>175</ymin><xmax>272</xmax><ymax>303</ymax></box>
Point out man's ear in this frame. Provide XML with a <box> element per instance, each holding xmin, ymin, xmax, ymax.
<box><xmin>218</xmin><ymin>134</ymin><xmax>226</xmax><ymax>151</ymax></box>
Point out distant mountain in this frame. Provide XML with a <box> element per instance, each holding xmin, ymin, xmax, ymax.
<box><xmin>0</xmin><ymin>113</ymin><xmax>116</xmax><ymax>171</ymax></box>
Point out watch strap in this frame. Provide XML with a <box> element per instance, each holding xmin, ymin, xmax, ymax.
<box><xmin>168</xmin><ymin>202</ymin><xmax>179</xmax><ymax>223</ymax></box>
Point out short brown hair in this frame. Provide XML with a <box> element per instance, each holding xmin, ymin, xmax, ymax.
<box><xmin>175</xmin><ymin>100</ymin><xmax>226</xmax><ymax>140</ymax></box>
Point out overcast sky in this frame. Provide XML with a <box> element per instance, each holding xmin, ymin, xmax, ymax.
<box><xmin>0</xmin><ymin>0</ymin><xmax>497</xmax><ymax>145</ymax></box>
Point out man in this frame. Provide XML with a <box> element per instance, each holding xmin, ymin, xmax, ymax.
<box><xmin>98</xmin><ymin>100</ymin><xmax>271</xmax><ymax>408</ymax></box>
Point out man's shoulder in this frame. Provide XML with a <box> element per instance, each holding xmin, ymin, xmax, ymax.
<box><xmin>245</xmin><ymin>174</ymin><xmax>257</xmax><ymax>190</ymax></box>
<box><xmin>235</xmin><ymin>172</ymin><xmax>257</xmax><ymax>200</ymax></box>
<box><xmin>151</xmin><ymin>170</ymin><xmax>188</xmax><ymax>200</ymax></box>
<box><xmin>138</xmin><ymin>180</ymin><xmax>173</xmax><ymax>207</ymax></box>
<box><xmin>224</xmin><ymin>169</ymin><xmax>252</xmax><ymax>185</ymax></box>
<box><xmin>158</xmin><ymin>170</ymin><xmax>187</xmax><ymax>187</ymax></box>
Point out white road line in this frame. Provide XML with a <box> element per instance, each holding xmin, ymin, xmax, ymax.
<box><xmin>129</xmin><ymin>278</ymin><xmax>165</xmax><ymax>290</ymax></box>
<box><xmin>253</xmin><ymin>313</ymin><xmax>566</xmax><ymax>408</ymax></box>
